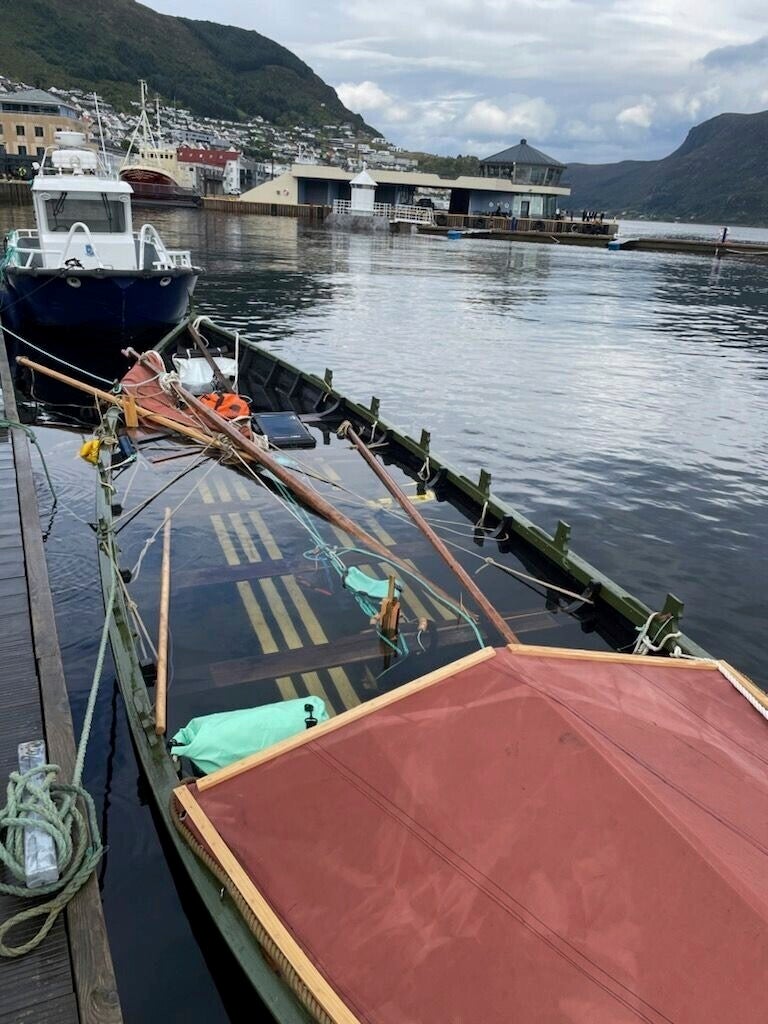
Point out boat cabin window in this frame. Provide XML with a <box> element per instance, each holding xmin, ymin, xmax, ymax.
<box><xmin>44</xmin><ymin>194</ymin><xmax>127</xmax><ymax>233</ymax></box>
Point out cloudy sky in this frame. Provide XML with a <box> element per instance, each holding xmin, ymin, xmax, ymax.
<box><xmin>145</xmin><ymin>0</ymin><xmax>768</xmax><ymax>163</ymax></box>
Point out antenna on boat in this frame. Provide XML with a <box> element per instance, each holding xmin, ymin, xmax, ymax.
<box><xmin>155</xmin><ymin>94</ymin><xmax>161</xmax><ymax>139</ymax></box>
<box><xmin>93</xmin><ymin>91</ymin><xmax>109</xmax><ymax>172</ymax></box>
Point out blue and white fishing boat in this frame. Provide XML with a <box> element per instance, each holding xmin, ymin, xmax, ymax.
<box><xmin>0</xmin><ymin>130</ymin><xmax>201</xmax><ymax>359</ymax></box>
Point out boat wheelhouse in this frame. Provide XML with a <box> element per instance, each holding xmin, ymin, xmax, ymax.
<box><xmin>0</xmin><ymin>131</ymin><xmax>201</xmax><ymax>368</ymax></box>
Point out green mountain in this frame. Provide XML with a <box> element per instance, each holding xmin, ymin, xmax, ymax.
<box><xmin>566</xmin><ymin>111</ymin><xmax>768</xmax><ymax>225</ymax></box>
<box><xmin>0</xmin><ymin>0</ymin><xmax>375</xmax><ymax>131</ymax></box>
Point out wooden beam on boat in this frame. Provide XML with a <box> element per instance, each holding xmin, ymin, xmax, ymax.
<box><xmin>340</xmin><ymin>422</ymin><xmax>520</xmax><ymax>645</ymax></box>
<box><xmin>16</xmin><ymin>356</ymin><xmax>215</xmax><ymax>446</ymax></box>
<box><xmin>155</xmin><ymin>507</ymin><xmax>172</xmax><ymax>735</ymax></box>
<box><xmin>202</xmin><ymin>608</ymin><xmax>560</xmax><ymax>692</ymax></box>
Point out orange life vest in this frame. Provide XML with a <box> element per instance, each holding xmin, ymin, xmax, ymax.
<box><xmin>199</xmin><ymin>391</ymin><xmax>251</xmax><ymax>421</ymax></box>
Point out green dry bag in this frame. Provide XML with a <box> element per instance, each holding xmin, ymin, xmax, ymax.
<box><xmin>171</xmin><ymin>696</ymin><xmax>329</xmax><ymax>775</ymax></box>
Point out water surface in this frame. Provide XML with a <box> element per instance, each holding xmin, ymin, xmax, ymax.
<box><xmin>2</xmin><ymin>205</ymin><xmax>767</xmax><ymax>1021</ymax></box>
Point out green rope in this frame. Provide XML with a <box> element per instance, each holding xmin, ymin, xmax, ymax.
<box><xmin>0</xmin><ymin>418</ymin><xmax>57</xmax><ymax>504</ymax></box>
<box><xmin>0</xmin><ymin>569</ymin><xmax>117</xmax><ymax>957</ymax></box>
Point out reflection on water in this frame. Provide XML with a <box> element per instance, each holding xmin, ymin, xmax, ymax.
<box><xmin>2</xmin><ymin>205</ymin><xmax>767</xmax><ymax>1022</ymax></box>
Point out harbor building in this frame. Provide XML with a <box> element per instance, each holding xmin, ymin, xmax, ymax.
<box><xmin>239</xmin><ymin>138</ymin><xmax>571</xmax><ymax>219</ymax></box>
<box><xmin>177</xmin><ymin>145</ymin><xmax>256</xmax><ymax>195</ymax></box>
<box><xmin>0</xmin><ymin>89</ymin><xmax>89</xmax><ymax>159</ymax></box>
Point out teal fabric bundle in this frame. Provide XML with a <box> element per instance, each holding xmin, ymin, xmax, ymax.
<box><xmin>171</xmin><ymin>697</ymin><xmax>329</xmax><ymax>774</ymax></box>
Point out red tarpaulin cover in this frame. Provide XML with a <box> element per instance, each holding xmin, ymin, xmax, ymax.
<box><xmin>177</xmin><ymin>647</ymin><xmax>768</xmax><ymax>1023</ymax></box>
<box><xmin>121</xmin><ymin>351</ymin><xmax>200</xmax><ymax>429</ymax></box>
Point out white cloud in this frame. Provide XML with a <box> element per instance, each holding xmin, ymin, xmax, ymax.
<box><xmin>616</xmin><ymin>101</ymin><xmax>655</xmax><ymax>129</ymax></box>
<box><xmin>143</xmin><ymin>1</ymin><xmax>768</xmax><ymax>161</ymax></box>
<box><xmin>337</xmin><ymin>80</ymin><xmax>409</xmax><ymax>122</ymax></box>
<box><xmin>337</xmin><ymin>80</ymin><xmax>392</xmax><ymax>111</ymax></box>
<box><xmin>464</xmin><ymin>97</ymin><xmax>556</xmax><ymax>137</ymax></box>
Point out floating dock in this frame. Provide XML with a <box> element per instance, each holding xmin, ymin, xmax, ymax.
<box><xmin>416</xmin><ymin>224</ymin><xmax>614</xmax><ymax>247</ymax></box>
<box><xmin>0</xmin><ymin>331</ymin><xmax>122</xmax><ymax>1023</ymax></box>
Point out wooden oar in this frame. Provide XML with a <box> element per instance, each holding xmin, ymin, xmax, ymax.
<box><xmin>339</xmin><ymin>421</ymin><xmax>520</xmax><ymax>644</ymax></box>
<box><xmin>16</xmin><ymin>356</ymin><xmax>215</xmax><ymax>446</ymax></box>
<box><xmin>171</xmin><ymin>383</ymin><xmax>468</xmax><ymax>613</ymax></box>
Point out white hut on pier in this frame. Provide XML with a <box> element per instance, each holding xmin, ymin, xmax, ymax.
<box><xmin>349</xmin><ymin>168</ymin><xmax>376</xmax><ymax>215</ymax></box>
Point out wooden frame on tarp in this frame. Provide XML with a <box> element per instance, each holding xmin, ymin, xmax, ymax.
<box><xmin>196</xmin><ymin>645</ymin><xmax>498</xmax><ymax>791</ymax></box>
<box><xmin>173</xmin><ymin>645</ymin><xmax>498</xmax><ymax>1024</ymax></box>
<box><xmin>172</xmin><ymin>642</ymin><xmax>764</xmax><ymax>1024</ymax></box>
<box><xmin>174</xmin><ymin>785</ymin><xmax>361</xmax><ymax>1024</ymax></box>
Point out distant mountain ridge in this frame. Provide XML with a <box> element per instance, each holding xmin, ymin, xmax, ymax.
<box><xmin>0</xmin><ymin>0</ymin><xmax>374</xmax><ymax>131</ymax></box>
<box><xmin>566</xmin><ymin>111</ymin><xmax>768</xmax><ymax>225</ymax></box>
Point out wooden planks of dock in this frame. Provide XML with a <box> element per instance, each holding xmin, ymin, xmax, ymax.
<box><xmin>0</xmin><ymin>331</ymin><xmax>122</xmax><ymax>1024</ymax></box>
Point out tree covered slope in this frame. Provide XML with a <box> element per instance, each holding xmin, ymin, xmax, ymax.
<box><xmin>0</xmin><ymin>0</ymin><xmax>374</xmax><ymax>130</ymax></box>
<box><xmin>566</xmin><ymin>111</ymin><xmax>768</xmax><ymax>225</ymax></box>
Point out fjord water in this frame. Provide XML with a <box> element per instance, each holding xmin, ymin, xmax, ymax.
<box><xmin>2</xmin><ymin>206</ymin><xmax>767</xmax><ymax>1022</ymax></box>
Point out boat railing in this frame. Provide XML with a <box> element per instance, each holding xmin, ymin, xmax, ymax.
<box><xmin>137</xmin><ymin>223</ymin><xmax>192</xmax><ymax>270</ymax></box>
<box><xmin>59</xmin><ymin>222</ymin><xmax>106</xmax><ymax>269</ymax></box>
<box><xmin>6</xmin><ymin>225</ymin><xmax>192</xmax><ymax>271</ymax></box>
<box><xmin>3</xmin><ymin>229</ymin><xmax>42</xmax><ymax>268</ymax></box>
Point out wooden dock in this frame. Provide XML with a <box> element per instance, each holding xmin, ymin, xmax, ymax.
<box><xmin>0</xmin><ymin>181</ymin><xmax>32</xmax><ymax>206</ymax></box>
<box><xmin>0</xmin><ymin>332</ymin><xmax>122</xmax><ymax>1023</ymax></box>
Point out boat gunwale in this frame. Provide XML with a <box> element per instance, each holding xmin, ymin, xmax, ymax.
<box><xmin>4</xmin><ymin>265</ymin><xmax>204</xmax><ymax>279</ymax></box>
<box><xmin>94</xmin><ymin>411</ymin><xmax>314</xmax><ymax>1024</ymax></box>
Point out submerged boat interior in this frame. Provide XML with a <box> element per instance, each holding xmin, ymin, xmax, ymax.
<box><xmin>7</xmin><ymin>314</ymin><xmax>768</xmax><ymax>1024</ymax></box>
<box><xmin>95</xmin><ymin>317</ymin><xmax>670</xmax><ymax>743</ymax></box>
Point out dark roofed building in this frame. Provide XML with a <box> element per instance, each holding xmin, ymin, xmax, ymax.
<box><xmin>480</xmin><ymin>138</ymin><xmax>566</xmax><ymax>186</ymax></box>
<box><xmin>0</xmin><ymin>89</ymin><xmax>79</xmax><ymax>119</ymax></box>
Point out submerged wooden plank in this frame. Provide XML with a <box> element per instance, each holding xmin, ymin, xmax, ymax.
<box><xmin>206</xmin><ymin>608</ymin><xmax>559</xmax><ymax>691</ymax></box>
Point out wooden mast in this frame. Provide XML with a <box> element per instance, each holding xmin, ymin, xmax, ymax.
<box><xmin>339</xmin><ymin>421</ymin><xmax>520</xmax><ymax>644</ymax></box>
<box><xmin>17</xmin><ymin>355</ymin><xmax>469</xmax><ymax>622</ymax></box>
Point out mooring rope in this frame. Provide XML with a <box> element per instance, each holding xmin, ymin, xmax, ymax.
<box><xmin>0</xmin><ymin>417</ymin><xmax>57</xmax><ymax>503</ymax></box>
<box><xmin>0</xmin><ymin>569</ymin><xmax>117</xmax><ymax>958</ymax></box>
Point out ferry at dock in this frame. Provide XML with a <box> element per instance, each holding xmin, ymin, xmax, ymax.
<box><xmin>0</xmin><ymin>130</ymin><xmax>201</xmax><ymax>361</ymax></box>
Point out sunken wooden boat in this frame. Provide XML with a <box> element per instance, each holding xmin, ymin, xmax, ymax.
<box><xmin>20</xmin><ymin>318</ymin><xmax>768</xmax><ymax>1022</ymax></box>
